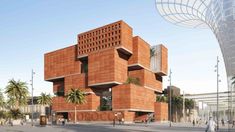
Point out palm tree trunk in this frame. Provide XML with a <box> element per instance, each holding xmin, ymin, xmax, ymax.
<box><xmin>74</xmin><ymin>105</ymin><xmax>77</xmax><ymax>123</ymax></box>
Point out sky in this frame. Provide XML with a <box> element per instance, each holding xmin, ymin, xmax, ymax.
<box><xmin>0</xmin><ymin>0</ymin><xmax>228</xmax><ymax>96</ymax></box>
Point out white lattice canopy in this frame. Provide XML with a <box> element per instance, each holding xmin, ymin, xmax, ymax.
<box><xmin>156</xmin><ymin>0</ymin><xmax>235</xmax><ymax>114</ymax></box>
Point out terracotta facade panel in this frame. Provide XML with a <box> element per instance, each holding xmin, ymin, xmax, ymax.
<box><xmin>88</xmin><ymin>48</ymin><xmax>115</xmax><ymax>85</ymax></box>
<box><xmin>52</xmin><ymin>93</ymin><xmax>99</xmax><ymax>111</ymax></box>
<box><xmin>129</xmin><ymin>69</ymin><xmax>162</xmax><ymax>91</ymax></box>
<box><xmin>64</xmin><ymin>74</ymin><xmax>87</xmax><ymax>94</ymax></box>
<box><xmin>112</xmin><ymin>84</ymin><xmax>155</xmax><ymax>111</ymax></box>
<box><xmin>45</xmin><ymin>45</ymin><xmax>80</xmax><ymax>80</ymax></box>
<box><xmin>128</xmin><ymin>36</ymin><xmax>150</xmax><ymax>68</ymax></box>
<box><xmin>154</xmin><ymin>102</ymin><xmax>168</xmax><ymax>122</ymax></box>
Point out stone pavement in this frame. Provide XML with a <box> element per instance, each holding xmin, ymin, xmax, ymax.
<box><xmin>0</xmin><ymin>122</ymin><xmax>234</xmax><ymax>132</ymax></box>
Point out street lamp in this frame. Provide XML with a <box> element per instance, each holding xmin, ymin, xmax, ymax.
<box><xmin>30</xmin><ymin>69</ymin><xmax>35</xmax><ymax>126</ymax></box>
<box><xmin>168</xmin><ymin>69</ymin><xmax>172</xmax><ymax>127</ymax></box>
<box><xmin>183</xmin><ymin>91</ymin><xmax>185</xmax><ymax>123</ymax></box>
<box><xmin>214</xmin><ymin>56</ymin><xmax>220</xmax><ymax>130</ymax></box>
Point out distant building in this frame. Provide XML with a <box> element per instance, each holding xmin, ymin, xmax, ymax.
<box><xmin>163</xmin><ymin>86</ymin><xmax>182</xmax><ymax>122</ymax></box>
<box><xmin>20</xmin><ymin>97</ymin><xmax>50</xmax><ymax>119</ymax></box>
<box><xmin>165</xmin><ymin>86</ymin><xmax>181</xmax><ymax>97</ymax></box>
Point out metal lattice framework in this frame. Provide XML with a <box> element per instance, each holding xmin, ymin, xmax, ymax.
<box><xmin>156</xmin><ymin>0</ymin><xmax>235</xmax><ymax>78</ymax></box>
<box><xmin>156</xmin><ymin>0</ymin><xmax>235</xmax><ymax>120</ymax></box>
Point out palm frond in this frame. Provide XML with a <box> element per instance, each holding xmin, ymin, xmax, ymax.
<box><xmin>37</xmin><ymin>92</ymin><xmax>52</xmax><ymax>106</ymax></box>
<box><xmin>65</xmin><ymin>88</ymin><xmax>86</xmax><ymax>105</ymax></box>
<box><xmin>4</xmin><ymin>79</ymin><xmax>29</xmax><ymax>108</ymax></box>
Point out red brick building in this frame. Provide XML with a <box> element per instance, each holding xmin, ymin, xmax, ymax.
<box><xmin>44</xmin><ymin>20</ymin><xmax>168</xmax><ymax>122</ymax></box>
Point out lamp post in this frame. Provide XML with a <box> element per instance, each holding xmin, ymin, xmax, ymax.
<box><xmin>31</xmin><ymin>69</ymin><xmax>35</xmax><ymax>126</ymax></box>
<box><xmin>183</xmin><ymin>91</ymin><xmax>185</xmax><ymax>123</ymax></box>
<box><xmin>214</xmin><ymin>56</ymin><xmax>220</xmax><ymax>130</ymax></box>
<box><xmin>168</xmin><ymin>69</ymin><xmax>172</xmax><ymax>127</ymax></box>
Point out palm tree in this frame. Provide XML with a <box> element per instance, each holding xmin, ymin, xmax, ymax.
<box><xmin>185</xmin><ymin>98</ymin><xmax>194</xmax><ymax>117</ymax></box>
<box><xmin>65</xmin><ymin>89</ymin><xmax>86</xmax><ymax>123</ymax></box>
<box><xmin>0</xmin><ymin>89</ymin><xmax>5</xmax><ymax>110</ymax></box>
<box><xmin>5</xmin><ymin>79</ymin><xmax>29</xmax><ymax>109</ymax></box>
<box><xmin>37</xmin><ymin>93</ymin><xmax>52</xmax><ymax>115</ymax></box>
<box><xmin>156</xmin><ymin>95</ymin><xmax>168</xmax><ymax>103</ymax></box>
<box><xmin>171</xmin><ymin>96</ymin><xmax>183</xmax><ymax>122</ymax></box>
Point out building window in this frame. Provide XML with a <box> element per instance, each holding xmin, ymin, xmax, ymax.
<box><xmin>56</xmin><ymin>86</ymin><xmax>64</xmax><ymax>97</ymax></box>
<box><xmin>99</xmin><ymin>90</ymin><xmax>112</xmax><ymax>111</ymax></box>
<box><xmin>81</xmin><ymin>59</ymin><xmax>88</xmax><ymax>74</ymax></box>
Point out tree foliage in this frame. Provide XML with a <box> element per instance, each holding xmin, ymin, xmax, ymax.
<box><xmin>5</xmin><ymin>79</ymin><xmax>29</xmax><ymax>109</ymax></box>
<box><xmin>185</xmin><ymin>98</ymin><xmax>194</xmax><ymax>110</ymax></box>
<box><xmin>8</xmin><ymin>109</ymin><xmax>23</xmax><ymax>119</ymax></box>
<box><xmin>37</xmin><ymin>92</ymin><xmax>52</xmax><ymax>106</ymax></box>
<box><xmin>0</xmin><ymin>89</ymin><xmax>5</xmax><ymax>109</ymax></box>
<box><xmin>65</xmin><ymin>89</ymin><xmax>86</xmax><ymax>105</ymax></box>
<box><xmin>156</xmin><ymin>95</ymin><xmax>168</xmax><ymax>103</ymax></box>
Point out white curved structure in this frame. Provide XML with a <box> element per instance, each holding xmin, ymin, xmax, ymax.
<box><xmin>156</xmin><ymin>0</ymin><xmax>235</xmax><ymax>119</ymax></box>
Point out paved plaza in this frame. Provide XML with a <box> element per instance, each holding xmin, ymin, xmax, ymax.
<box><xmin>1</xmin><ymin>122</ymin><xmax>234</xmax><ymax>132</ymax></box>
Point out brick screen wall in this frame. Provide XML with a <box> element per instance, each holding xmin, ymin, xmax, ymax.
<box><xmin>77</xmin><ymin>20</ymin><xmax>133</xmax><ymax>57</ymax></box>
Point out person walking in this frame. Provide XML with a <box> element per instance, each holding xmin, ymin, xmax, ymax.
<box><xmin>221</xmin><ymin>118</ymin><xmax>225</xmax><ymax>126</ymax></box>
<box><xmin>205</xmin><ymin>117</ymin><xmax>217</xmax><ymax>132</ymax></box>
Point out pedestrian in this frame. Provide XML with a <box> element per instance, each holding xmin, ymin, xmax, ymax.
<box><xmin>118</xmin><ymin>117</ymin><xmax>121</xmax><ymax>125</ymax></box>
<box><xmin>232</xmin><ymin>119</ymin><xmax>235</xmax><ymax>128</ymax></box>
<box><xmin>113</xmin><ymin>113</ymin><xmax>117</xmax><ymax>127</ymax></box>
<box><xmin>221</xmin><ymin>118</ymin><xmax>225</xmax><ymax>126</ymax></box>
<box><xmin>113</xmin><ymin>118</ymin><xmax>115</xmax><ymax>127</ymax></box>
<box><xmin>121</xmin><ymin>117</ymin><xmax>124</xmax><ymax>124</ymax></box>
<box><xmin>145</xmin><ymin>115</ymin><xmax>150</xmax><ymax>127</ymax></box>
<box><xmin>193</xmin><ymin>120</ymin><xmax>195</xmax><ymax>126</ymax></box>
<box><xmin>205</xmin><ymin>117</ymin><xmax>216</xmax><ymax>132</ymax></box>
<box><xmin>62</xmin><ymin>118</ymin><xmax>65</xmax><ymax>126</ymax></box>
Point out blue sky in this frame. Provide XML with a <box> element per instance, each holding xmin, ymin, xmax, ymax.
<box><xmin>0</xmin><ymin>0</ymin><xmax>227</xmax><ymax>96</ymax></box>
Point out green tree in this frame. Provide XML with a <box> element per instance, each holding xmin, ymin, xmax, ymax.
<box><xmin>0</xmin><ymin>89</ymin><xmax>5</xmax><ymax>110</ymax></box>
<box><xmin>65</xmin><ymin>89</ymin><xmax>86</xmax><ymax>123</ymax></box>
<box><xmin>37</xmin><ymin>93</ymin><xmax>52</xmax><ymax>115</ymax></box>
<box><xmin>171</xmin><ymin>96</ymin><xmax>183</xmax><ymax>122</ymax></box>
<box><xmin>185</xmin><ymin>98</ymin><xmax>194</xmax><ymax>116</ymax></box>
<box><xmin>8</xmin><ymin>109</ymin><xmax>23</xmax><ymax>119</ymax></box>
<box><xmin>156</xmin><ymin>95</ymin><xmax>168</xmax><ymax>103</ymax></box>
<box><xmin>5</xmin><ymin>79</ymin><xmax>29</xmax><ymax>109</ymax></box>
<box><xmin>37</xmin><ymin>93</ymin><xmax>52</xmax><ymax>106</ymax></box>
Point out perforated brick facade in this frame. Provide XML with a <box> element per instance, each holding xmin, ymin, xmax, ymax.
<box><xmin>44</xmin><ymin>20</ymin><xmax>168</xmax><ymax>122</ymax></box>
<box><xmin>77</xmin><ymin>20</ymin><xmax>133</xmax><ymax>57</ymax></box>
